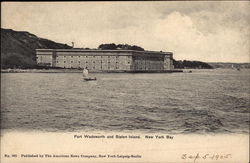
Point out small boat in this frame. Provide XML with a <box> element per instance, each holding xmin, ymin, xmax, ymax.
<box><xmin>82</xmin><ymin>68</ymin><xmax>96</xmax><ymax>81</ymax></box>
<box><xmin>83</xmin><ymin>77</ymin><xmax>97</xmax><ymax>81</ymax></box>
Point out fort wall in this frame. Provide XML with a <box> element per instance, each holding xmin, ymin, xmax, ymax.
<box><xmin>36</xmin><ymin>49</ymin><xmax>173</xmax><ymax>72</ymax></box>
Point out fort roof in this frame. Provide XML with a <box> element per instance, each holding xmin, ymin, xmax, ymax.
<box><xmin>36</xmin><ymin>49</ymin><xmax>173</xmax><ymax>55</ymax></box>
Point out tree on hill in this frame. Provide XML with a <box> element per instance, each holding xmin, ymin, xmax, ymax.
<box><xmin>2</xmin><ymin>52</ymin><xmax>36</xmax><ymax>69</ymax></box>
<box><xmin>98</xmin><ymin>43</ymin><xmax>144</xmax><ymax>51</ymax></box>
<box><xmin>98</xmin><ymin>43</ymin><xmax>117</xmax><ymax>50</ymax></box>
<box><xmin>173</xmin><ymin>59</ymin><xmax>213</xmax><ymax>69</ymax></box>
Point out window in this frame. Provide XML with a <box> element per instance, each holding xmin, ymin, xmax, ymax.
<box><xmin>71</xmin><ymin>61</ymin><xmax>73</xmax><ymax>63</ymax></box>
<box><xmin>64</xmin><ymin>61</ymin><xmax>66</xmax><ymax>63</ymax></box>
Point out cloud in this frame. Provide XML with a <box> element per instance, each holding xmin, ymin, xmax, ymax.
<box><xmin>150</xmin><ymin>11</ymin><xmax>249</xmax><ymax>62</ymax></box>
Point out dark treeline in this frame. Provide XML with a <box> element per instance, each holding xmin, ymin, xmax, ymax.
<box><xmin>98</xmin><ymin>43</ymin><xmax>144</xmax><ymax>51</ymax></box>
<box><xmin>173</xmin><ymin>60</ymin><xmax>213</xmax><ymax>69</ymax></box>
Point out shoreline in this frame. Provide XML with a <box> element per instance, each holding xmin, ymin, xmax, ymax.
<box><xmin>1</xmin><ymin>69</ymin><xmax>184</xmax><ymax>73</ymax></box>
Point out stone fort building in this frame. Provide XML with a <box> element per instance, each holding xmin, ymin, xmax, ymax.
<box><xmin>36</xmin><ymin>49</ymin><xmax>174</xmax><ymax>72</ymax></box>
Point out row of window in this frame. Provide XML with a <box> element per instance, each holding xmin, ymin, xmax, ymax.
<box><xmin>62</xmin><ymin>66</ymin><xmax>121</xmax><ymax>70</ymax></box>
<box><xmin>135</xmin><ymin>66</ymin><xmax>163</xmax><ymax>69</ymax></box>
<box><xmin>61</xmin><ymin>56</ymin><xmax>131</xmax><ymax>58</ymax></box>
<box><xmin>57</xmin><ymin>61</ymin><xmax>130</xmax><ymax>64</ymax></box>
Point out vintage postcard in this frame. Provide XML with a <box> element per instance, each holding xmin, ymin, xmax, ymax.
<box><xmin>1</xmin><ymin>1</ymin><xmax>249</xmax><ymax>163</ymax></box>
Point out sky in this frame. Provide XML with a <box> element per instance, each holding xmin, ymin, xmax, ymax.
<box><xmin>1</xmin><ymin>1</ymin><xmax>249</xmax><ymax>63</ymax></box>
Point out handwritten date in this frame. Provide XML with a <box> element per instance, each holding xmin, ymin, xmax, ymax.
<box><xmin>181</xmin><ymin>153</ymin><xmax>232</xmax><ymax>162</ymax></box>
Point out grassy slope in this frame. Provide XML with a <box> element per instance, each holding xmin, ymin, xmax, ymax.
<box><xmin>1</xmin><ymin>28</ymin><xmax>71</xmax><ymax>68</ymax></box>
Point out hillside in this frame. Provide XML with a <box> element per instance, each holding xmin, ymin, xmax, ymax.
<box><xmin>1</xmin><ymin>28</ymin><xmax>72</xmax><ymax>68</ymax></box>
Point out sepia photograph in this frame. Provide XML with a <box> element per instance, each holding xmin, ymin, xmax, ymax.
<box><xmin>1</xmin><ymin>1</ymin><xmax>249</xmax><ymax>163</ymax></box>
